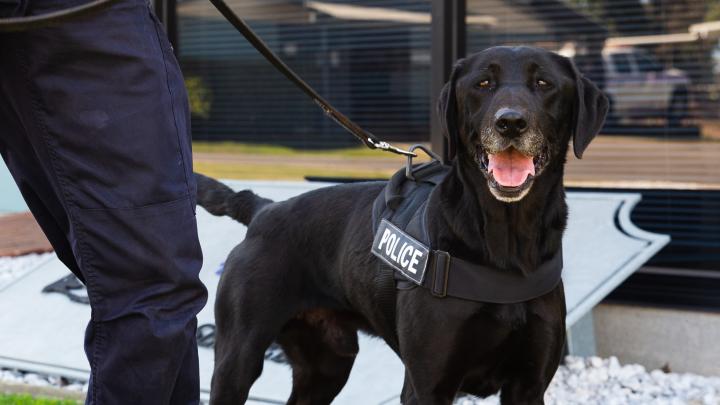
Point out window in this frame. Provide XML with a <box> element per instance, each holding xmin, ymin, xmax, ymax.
<box><xmin>177</xmin><ymin>0</ymin><xmax>432</xmax><ymax>149</ymax></box>
<box><xmin>176</xmin><ymin>0</ymin><xmax>720</xmax><ymax>273</ymax></box>
<box><xmin>636</xmin><ymin>52</ymin><xmax>662</xmax><ymax>73</ymax></box>
<box><xmin>611</xmin><ymin>53</ymin><xmax>633</xmax><ymax>74</ymax></box>
<box><xmin>466</xmin><ymin>0</ymin><xmax>720</xmax><ymax>273</ymax></box>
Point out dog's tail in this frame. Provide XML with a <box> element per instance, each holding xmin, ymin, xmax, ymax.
<box><xmin>194</xmin><ymin>172</ymin><xmax>272</xmax><ymax>226</ymax></box>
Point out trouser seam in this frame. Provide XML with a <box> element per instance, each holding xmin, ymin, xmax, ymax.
<box><xmin>17</xmin><ymin>41</ymin><xmax>104</xmax><ymax>311</ymax></box>
<box><xmin>91</xmin><ymin>320</ymin><xmax>103</xmax><ymax>405</ymax></box>
<box><xmin>20</xmin><ymin>42</ymin><xmax>105</xmax><ymax>402</ymax></box>
<box><xmin>148</xmin><ymin>5</ymin><xmax>194</xmax><ymax>213</ymax></box>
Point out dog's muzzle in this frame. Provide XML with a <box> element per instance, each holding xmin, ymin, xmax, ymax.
<box><xmin>475</xmin><ymin>115</ymin><xmax>548</xmax><ymax>203</ymax></box>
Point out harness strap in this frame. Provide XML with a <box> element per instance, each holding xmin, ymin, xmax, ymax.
<box><xmin>396</xmin><ymin>190</ymin><xmax>564</xmax><ymax>303</ymax></box>
<box><xmin>373</xmin><ymin>264</ymin><xmax>401</xmax><ymax>353</ymax></box>
<box><xmin>370</xmin><ymin>160</ymin><xmax>449</xmax><ymax>349</ymax></box>
<box><xmin>423</xmin><ymin>248</ymin><xmax>563</xmax><ymax>303</ymax></box>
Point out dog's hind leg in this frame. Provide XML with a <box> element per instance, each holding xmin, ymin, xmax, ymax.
<box><xmin>400</xmin><ymin>371</ymin><xmax>419</xmax><ymax>404</ymax></box>
<box><xmin>210</xmin><ymin>323</ymin><xmax>280</xmax><ymax>405</ymax></box>
<box><xmin>209</xmin><ymin>251</ymin><xmax>303</xmax><ymax>405</ymax></box>
<box><xmin>277</xmin><ymin>311</ymin><xmax>359</xmax><ymax>405</ymax></box>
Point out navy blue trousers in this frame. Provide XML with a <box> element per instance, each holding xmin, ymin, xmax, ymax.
<box><xmin>0</xmin><ymin>0</ymin><xmax>208</xmax><ymax>403</ymax></box>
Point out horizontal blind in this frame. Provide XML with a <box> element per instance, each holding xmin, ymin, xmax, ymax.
<box><xmin>177</xmin><ymin>0</ymin><xmax>432</xmax><ymax>148</ymax></box>
<box><xmin>467</xmin><ymin>0</ymin><xmax>720</xmax><ymax>271</ymax></box>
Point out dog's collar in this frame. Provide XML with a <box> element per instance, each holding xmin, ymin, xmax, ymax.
<box><xmin>371</xmin><ymin>162</ymin><xmax>563</xmax><ymax>304</ymax></box>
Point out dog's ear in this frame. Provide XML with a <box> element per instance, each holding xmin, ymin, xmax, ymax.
<box><xmin>568</xmin><ymin>60</ymin><xmax>609</xmax><ymax>159</ymax></box>
<box><xmin>436</xmin><ymin>60</ymin><xmax>465</xmax><ymax>161</ymax></box>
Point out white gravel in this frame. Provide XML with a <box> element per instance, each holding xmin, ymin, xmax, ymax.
<box><xmin>3</xmin><ymin>356</ymin><xmax>718</xmax><ymax>403</ymax></box>
<box><xmin>0</xmin><ymin>368</ymin><xmax>87</xmax><ymax>393</ymax></box>
<box><xmin>461</xmin><ymin>356</ymin><xmax>720</xmax><ymax>405</ymax></box>
<box><xmin>0</xmin><ymin>252</ymin><xmax>53</xmax><ymax>289</ymax></box>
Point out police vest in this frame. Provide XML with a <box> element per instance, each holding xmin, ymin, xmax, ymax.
<box><xmin>370</xmin><ymin>161</ymin><xmax>563</xmax><ymax>303</ymax></box>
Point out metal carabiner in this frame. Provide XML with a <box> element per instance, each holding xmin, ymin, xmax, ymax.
<box><xmin>405</xmin><ymin>144</ymin><xmax>443</xmax><ymax>180</ymax></box>
<box><xmin>368</xmin><ymin>138</ymin><xmax>417</xmax><ymax>157</ymax></box>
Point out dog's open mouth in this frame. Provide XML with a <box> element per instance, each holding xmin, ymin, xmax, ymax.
<box><xmin>477</xmin><ymin>146</ymin><xmax>547</xmax><ymax>201</ymax></box>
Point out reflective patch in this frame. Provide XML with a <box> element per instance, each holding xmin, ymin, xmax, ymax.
<box><xmin>371</xmin><ymin>219</ymin><xmax>430</xmax><ymax>285</ymax></box>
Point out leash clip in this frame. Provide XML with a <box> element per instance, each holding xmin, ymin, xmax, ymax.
<box><xmin>368</xmin><ymin>138</ymin><xmax>417</xmax><ymax>157</ymax></box>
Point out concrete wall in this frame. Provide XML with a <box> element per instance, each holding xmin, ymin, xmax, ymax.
<box><xmin>594</xmin><ymin>303</ymin><xmax>720</xmax><ymax>376</ymax></box>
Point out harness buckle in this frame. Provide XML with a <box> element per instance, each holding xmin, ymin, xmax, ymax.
<box><xmin>431</xmin><ymin>250</ymin><xmax>451</xmax><ymax>298</ymax></box>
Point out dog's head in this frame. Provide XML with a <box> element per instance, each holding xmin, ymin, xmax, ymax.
<box><xmin>438</xmin><ymin>46</ymin><xmax>608</xmax><ymax>202</ymax></box>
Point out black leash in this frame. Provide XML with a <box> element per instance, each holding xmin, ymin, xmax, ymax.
<box><xmin>1</xmin><ymin>0</ymin><xmax>417</xmax><ymax>158</ymax></box>
<box><xmin>206</xmin><ymin>0</ymin><xmax>416</xmax><ymax>157</ymax></box>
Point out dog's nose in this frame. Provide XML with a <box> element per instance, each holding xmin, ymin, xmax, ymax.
<box><xmin>495</xmin><ymin>110</ymin><xmax>528</xmax><ymax>137</ymax></box>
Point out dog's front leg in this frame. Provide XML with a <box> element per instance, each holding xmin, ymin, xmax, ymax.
<box><xmin>498</xmin><ymin>342</ymin><xmax>561</xmax><ymax>405</ymax></box>
<box><xmin>399</xmin><ymin>370</ymin><xmax>419</xmax><ymax>404</ymax></box>
<box><xmin>398</xmin><ymin>366</ymin><xmax>457</xmax><ymax>405</ymax></box>
<box><xmin>499</xmin><ymin>288</ymin><xmax>566</xmax><ymax>405</ymax></box>
<box><xmin>396</xmin><ymin>292</ymin><xmax>468</xmax><ymax>405</ymax></box>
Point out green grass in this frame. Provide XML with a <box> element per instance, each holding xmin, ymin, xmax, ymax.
<box><xmin>191</xmin><ymin>141</ymin><xmax>430</xmax><ymax>180</ymax></box>
<box><xmin>0</xmin><ymin>394</ymin><xmax>78</xmax><ymax>405</ymax></box>
<box><xmin>191</xmin><ymin>141</ymin><xmax>399</xmax><ymax>180</ymax></box>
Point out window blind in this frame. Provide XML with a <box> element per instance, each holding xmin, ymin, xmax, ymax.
<box><xmin>466</xmin><ymin>0</ymin><xmax>720</xmax><ymax>273</ymax></box>
<box><xmin>178</xmin><ymin>0</ymin><xmax>432</xmax><ymax>148</ymax></box>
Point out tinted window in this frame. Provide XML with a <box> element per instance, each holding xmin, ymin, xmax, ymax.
<box><xmin>611</xmin><ymin>53</ymin><xmax>633</xmax><ymax>74</ymax></box>
<box><xmin>636</xmin><ymin>53</ymin><xmax>663</xmax><ymax>73</ymax></box>
<box><xmin>177</xmin><ymin>0</ymin><xmax>431</xmax><ymax>148</ymax></box>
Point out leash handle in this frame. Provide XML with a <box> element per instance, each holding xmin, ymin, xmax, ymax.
<box><xmin>0</xmin><ymin>0</ymin><xmax>121</xmax><ymax>32</ymax></box>
<box><xmin>208</xmin><ymin>0</ymin><xmax>416</xmax><ymax>158</ymax></box>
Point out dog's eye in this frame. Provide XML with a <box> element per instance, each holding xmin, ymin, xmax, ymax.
<box><xmin>477</xmin><ymin>79</ymin><xmax>491</xmax><ymax>89</ymax></box>
<box><xmin>536</xmin><ymin>79</ymin><xmax>552</xmax><ymax>89</ymax></box>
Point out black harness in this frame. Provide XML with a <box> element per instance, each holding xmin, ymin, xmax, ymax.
<box><xmin>370</xmin><ymin>146</ymin><xmax>564</xmax><ymax>306</ymax></box>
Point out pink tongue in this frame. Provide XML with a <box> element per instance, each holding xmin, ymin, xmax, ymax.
<box><xmin>488</xmin><ymin>149</ymin><xmax>535</xmax><ymax>187</ymax></box>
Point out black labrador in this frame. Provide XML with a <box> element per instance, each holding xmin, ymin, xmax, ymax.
<box><xmin>197</xmin><ymin>46</ymin><xmax>608</xmax><ymax>405</ymax></box>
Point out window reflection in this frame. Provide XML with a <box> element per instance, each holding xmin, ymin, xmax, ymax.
<box><xmin>177</xmin><ymin>0</ymin><xmax>432</xmax><ymax>148</ymax></box>
<box><xmin>466</xmin><ymin>0</ymin><xmax>720</xmax><ymax>183</ymax></box>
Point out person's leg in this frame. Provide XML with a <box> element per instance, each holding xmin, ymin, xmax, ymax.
<box><xmin>0</xmin><ymin>85</ymin><xmax>82</xmax><ymax>280</ymax></box>
<box><xmin>0</xmin><ymin>0</ymin><xmax>207</xmax><ymax>403</ymax></box>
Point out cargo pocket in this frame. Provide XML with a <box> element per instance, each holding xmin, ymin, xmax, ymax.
<box><xmin>71</xmin><ymin>195</ymin><xmax>206</xmax><ymax>322</ymax></box>
<box><xmin>19</xmin><ymin>0</ymin><xmax>194</xmax><ymax>210</ymax></box>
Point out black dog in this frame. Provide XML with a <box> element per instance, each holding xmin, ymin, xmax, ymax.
<box><xmin>198</xmin><ymin>46</ymin><xmax>608</xmax><ymax>405</ymax></box>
